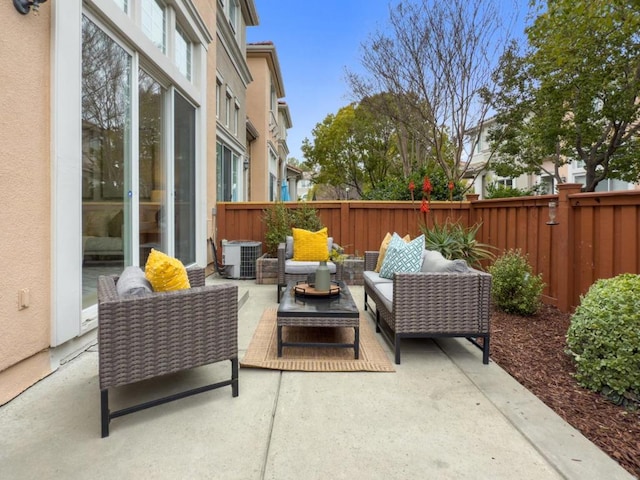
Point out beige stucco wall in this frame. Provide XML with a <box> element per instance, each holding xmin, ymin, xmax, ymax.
<box><xmin>246</xmin><ymin>56</ymin><xmax>270</xmax><ymax>201</ymax></box>
<box><xmin>0</xmin><ymin>5</ymin><xmax>53</xmax><ymax>404</ymax></box>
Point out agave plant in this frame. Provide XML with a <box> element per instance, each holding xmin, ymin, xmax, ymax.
<box><xmin>419</xmin><ymin>220</ymin><xmax>495</xmax><ymax>269</ymax></box>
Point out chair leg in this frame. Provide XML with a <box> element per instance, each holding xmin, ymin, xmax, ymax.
<box><xmin>483</xmin><ymin>336</ymin><xmax>490</xmax><ymax>365</ymax></box>
<box><xmin>394</xmin><ymin>335</ymin><xmax>401</xmax><ymax>365</ymax></box>
<box><xmin>100</xmin><ymin>389</ymin><xmax>110</xmax><ymax>438</ymax></box>
<box><xmin>231</xmin><ymin>357</ymin><xmax>239</xmax><ymax>396</ymax></box>
<box><xmin>364</xmin><ymin>291</ymin><xmax>368</xmax><ymax>311</ymax></box>
<box><xmin>375</xmin><ymin>310</ymin><xmax>381</xmax><ymax>333</ymax></box>
<box><xmin>277</xmin><ymin>284</ymin><xmax>282</xmax><ymax>303</ymax></box>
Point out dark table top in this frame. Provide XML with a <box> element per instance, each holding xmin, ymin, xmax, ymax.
<box><xmin>278</xmin><ymin>281</ymin><xmax>359</xmax><ymax>318</ymax></box>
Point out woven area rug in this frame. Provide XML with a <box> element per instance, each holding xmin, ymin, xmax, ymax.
<box><xmin>240</xmin><ymin>308</ymin><xmax>395</xmax><ymax>372</ymax></box>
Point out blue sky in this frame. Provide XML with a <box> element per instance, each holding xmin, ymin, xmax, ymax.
<box><xmin>247</xmin><ymin>0</ymin><xmax>528</xmax><ymax>162</ymax></box>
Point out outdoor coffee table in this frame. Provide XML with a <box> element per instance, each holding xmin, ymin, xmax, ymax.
<box><xmin>277</xmin><ymin>280</ymin><xmax>360</xmax><ymax>358</ymax></box>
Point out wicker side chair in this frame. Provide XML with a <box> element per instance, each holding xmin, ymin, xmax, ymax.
<box><xmin>276</xmin><ymin>242</ymin><xmax>343</xmax><ymax>302</ymax></box>
<box><xmin>363</xmin><ymin>251</ymin><xmax>492</xmax><ymax>365</ymax></box>
<box><xmin>98</xmin><ymin>267</ymin><xmax>238</xmax><ymax>437</ymax></box>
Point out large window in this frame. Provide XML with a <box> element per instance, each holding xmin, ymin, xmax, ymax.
<box><xmin>54</xmin><ymin>1</ymin><xmax>209</xmax><ymax>347</ymax></box>
<box><xmin>81</xmin><ymin>16</ymin><xmax>131</xmax><ymax>308</ymax></box>
<box><xmin>174</xmin><ymin>93</ymin><xmax>196</xmax><ymax>263</ymax></box>
<box><xmin>217</xmin><ymin>142</ymin><xmax>240</xmax><ymax>202</ymax></box>
<box><xmin>175</xmin><ymin>26</ymin><xmax>192</xmax><ymax>81</ymax></box>
<box><xmin>138</xmin><ymin>70</ymin><xmax>166</xmax><ymax>265</ymax></box>
<box><xmin>142</xmin><ymin>0</ymin><xmax>166</xmax><ymax>53</ymax></box>
<box><xmin>80</xmin><ymin>13</ymin><xmax>201</xmax><ymax>308</ymax></box>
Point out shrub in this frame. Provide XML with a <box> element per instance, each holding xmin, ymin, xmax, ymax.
<box><xmin>262</xmin><ymin>202</ymin><xmax>324</xmax><ymax>257</ymax></box>
<box><xmin>262</xmin><ymin>202</ymin><xmax>291</xmax><ymax>257</ymax></box>
<box><xmin>290</xmin><ymin>202</ymin><xmax>323</xmax><ymax>231</ymax></box>
<box><xmin>485</xmin><ymin>183</ymin><xmax>537</xmax><ymax>199</ymax></box>
<box><xmin>419</xmin><ymin>220</ymin><xmax>495</xmax><ymax>269</ymax></box>
<box><xmin>488</xmin><ymin>249</ymin><xmax>545</xmax><ymax>315</ymax></box>
<box><xmin>566</xmin><ymin>274</ymin><xmax>640</xmax><ymax>407</ymax></box>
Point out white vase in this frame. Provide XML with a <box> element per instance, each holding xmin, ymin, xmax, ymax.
<box><xmin>315</xmin><ymin>260</ymin><xmax>331</xmax><ymax>291</ymax></box>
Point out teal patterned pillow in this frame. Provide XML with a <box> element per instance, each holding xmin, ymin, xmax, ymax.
<box><xmin>379</xmin><ymin>233</ymin><xmax>425</xmax><ymax>279</ymax></box>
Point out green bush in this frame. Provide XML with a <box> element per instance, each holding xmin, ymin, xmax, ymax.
<box><xmin>290</xmin><ymin>202</ymin><xmax>323</xmax><ymax>232</ymax></box>
<box><xmin>419</xmin><ymin>220</ymin><xmax>495</xmax><ymax>269</ymax></box>
<box><xmin>262</xmin><ymin>202</ymin><xmax>291</xmax><ymax>257</ymax></box>
<box><xmin>488</xmin><ymin>249</ymin><xmax>545</xmax><ymax>315</ymax></box>
<box><xmin>262</xmin><ymin>202</ymin><xmax>324</xmax><ymax>257</ymax></box>
<box><xmin>485</xmin><ymin>183</ymin><xmax>537</xmax><ymax>199</ymax></box>
<box><xmin>566</xmin><ymin>274</ymin><xmax>640</xmax><ymax>407</ymax></box>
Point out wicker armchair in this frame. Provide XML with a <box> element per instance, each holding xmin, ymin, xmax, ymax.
<box><xmin>277</xmin><ymin>242</ymin><xmax>343</xmax><ymax>302</ymax></box>
<box><xmin>98</xmin><ymin>267</ymin><xmax>238</xmax><ymax>437</ymax></box>
<box><xmin>364</xmin><ymin>251</ymin><xmax>491</xmax><ymax>365</ymax></box>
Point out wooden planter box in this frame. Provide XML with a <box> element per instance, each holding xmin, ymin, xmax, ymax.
<box><xmin>256</xmin><ymin>254</ymin><xmax>364</xmax><ymax>285</ymax></box>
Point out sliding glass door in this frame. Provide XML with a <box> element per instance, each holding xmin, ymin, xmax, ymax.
<box><xmin>81</xmin><ymin>16</ymin><xmax>197</xmax><ymax>308</ymax></box>
<box><xmin>81</xmin><ymin>16</ymin><xmax>131</xmax><ymax>308</ymax></box>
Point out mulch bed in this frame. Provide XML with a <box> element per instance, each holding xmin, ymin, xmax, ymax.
<box><xmin>490</xmin><ymin>304</ymin><xmax>640</xmax><ymax>478</ymax></box>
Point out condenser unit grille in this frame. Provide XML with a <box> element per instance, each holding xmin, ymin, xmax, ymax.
<box><xmin>221</xmin><ymin>241</ymin><xmax>262</xmax><ymax>279</ymax></box>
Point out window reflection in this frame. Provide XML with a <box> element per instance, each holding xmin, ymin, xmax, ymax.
<box><xmin>174</xmin><ymin>93</ymin><xmax>196</xmax><ymax>265</ymax></box>
<box><xmin>81</xmin><ymin>16</ymin><xmax>131</xmax><ymax>308</ymax></box>
<box><xmin>139</xmin><ymin>70</ymin><xmax>165</xmax><ymax>265</ymax></box>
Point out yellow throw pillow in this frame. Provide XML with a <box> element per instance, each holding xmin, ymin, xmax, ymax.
<box><xmin>374</xmin><ymin>232</ymin><xmax>392</xmax><ymax>272</ymax></box>
<box><xmin>375</xmin><ymin>232</ymin><xmax>411</xmax><ymax>272</ymax></box>
<box><xmin>292</xmin><ymin>227</ymin><xmax>329</xmax><ymax>261</ymax></box>
<box><xmin>144</xmin><ymin>249</ymin><xmax>191</xmax><ymax>292</ymax></box>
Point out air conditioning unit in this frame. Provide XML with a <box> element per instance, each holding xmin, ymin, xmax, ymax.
<box><xmin>221</xmin><ymin>240</ymin><xmax>262</xmax><ymax>279</ymax></box>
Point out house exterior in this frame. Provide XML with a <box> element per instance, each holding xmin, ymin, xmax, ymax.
<box><xmin>466</xmin><ymin>116</ymin><xmax>637</xmax><ymax>198</ymax></box>
<box><xmin>215</xmin><ymin>0</ymin><xmax>258</xmax><ymax>203</ymax></box>
<box><xmin>246</xmin><ymin>41</ymin><xmax>288</xmax><ymax>201</ymax></box>
<box><xmin>0</xmin><ymin>0</ymin><xmax>264</xmax><ymax>405</ymax></box>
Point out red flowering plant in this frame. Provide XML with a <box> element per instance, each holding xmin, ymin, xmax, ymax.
<box><xmin>409</xmin><ymin>175</ymin><xmax>434</xmax><ymax>228</ymax></box>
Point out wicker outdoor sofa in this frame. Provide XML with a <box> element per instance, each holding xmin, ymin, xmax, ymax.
<box><xmin>97</xmin><ymin>267</ymin><xmax>239</xmax><ymax>437</ymax></box>
<box><xmin>363</xmin><ymin>250</ymin><xmax>492</xmax><ymax>365</ymax></box>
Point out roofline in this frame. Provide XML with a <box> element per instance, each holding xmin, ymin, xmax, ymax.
<box><xmin>278</xmin><ymin>101</ymin><xmax>293</xmax><ymax>128</ymax></box>
<box><xmin>247</xmin><ymin>42</ymin><xmax>285</xmax><ymax>98</ymax></box>
<box><xmin>241</xmin><ymin>0</ymin><xmax>259</xmax><ymax>26</ymax></box>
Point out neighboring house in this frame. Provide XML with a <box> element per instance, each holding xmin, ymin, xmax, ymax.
<box><xmin>466</xmin><ymin>116</ymin><xmax>636</xmax><ymax>198</ymax></box>
<box><xmin>0</xmin><ymin>0</ymin><xmax>261</xmax><ymax>405</ymax></box>
<box><xmin>297</xmin><ymin>171</ymin><xmax>314</xmax><ymax>200</ymax></box>
<box><xmin>284</xmin><ymin>163</ymin><xmax>303</xmax><ymax>201</ymax></box>
<box><xmin>215</xmin><ymin>0</ymin><xmax>259</xmax><ymax>203</ymax></box>
<box><xmin>246</xmin><ymin>41</ymin><xmax>290</xmax><ymax>201</ymax></box>
<box><xmin>277</xmin><ymin>101</ymin><xmax>299</xmax><ymax>200</ymax></box>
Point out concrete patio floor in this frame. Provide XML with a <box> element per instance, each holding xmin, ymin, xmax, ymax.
<box><xmin>0</xmin><ymin>277</ymin><xmax>634</xmax><ymax>479</ymax></box>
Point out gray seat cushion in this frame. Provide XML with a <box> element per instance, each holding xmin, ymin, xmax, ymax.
<box><xmin>363</xmin><ymin>270</ymin><xmax>393</xmax><ymax>288</ymax></box>
<box><xmin>375</xmin><ymin>283</ymin><xmax>394</xmax><ymax>313</ymax></box>
<box><xmin>284</xmin><ymin>259</ymin><xmax>337</xmax><ymax>275</ymax></box>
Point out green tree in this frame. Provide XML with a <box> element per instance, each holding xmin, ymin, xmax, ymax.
<box><xmin>301</xmin><ymin>100</ymin><xmax>397</xmax><ymax>197</ymax></box>
<box><xmin>490</xmin><ymin>1</ymin><xmax>640</xmax><ymax>191</ymax></box>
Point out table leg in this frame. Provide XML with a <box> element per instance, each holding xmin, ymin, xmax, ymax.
<box><xmin>354</xmin><ymin>326</ymin><xmax>360</xmax><ymax>359</ymax></box>
<box><xmin>277</xmin><ymin>325</ymin><xmax>283</xmax><ymax>357</ymax></box>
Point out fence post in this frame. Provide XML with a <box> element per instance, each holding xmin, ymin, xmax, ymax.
<box><xmin>555</xmin><ymin>183</ymin><xmax>582</xmax><ymax>312</ymax></box>
<box><xmin>465</xmin><ymin>193</ymin><xmax>480</xmax><ymax>227</ymax></box>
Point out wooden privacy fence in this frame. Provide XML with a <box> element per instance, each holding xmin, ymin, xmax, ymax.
<box><xmin>215</xmin><ymin>184</ymin><xmax>640</xmax><ymax>312</ymax></box>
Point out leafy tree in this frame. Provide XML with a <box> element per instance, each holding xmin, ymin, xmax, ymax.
<box><xmin>301</xmin><ymin>100</ymin><xmax>398</xmax><ymax>197</ymax></box>
<box><xmin>490</xmin><ymin>0</ymin><xmax>640</xmax><ymax>191</ymax></box>
<box><xmin>347</xmin><ymin>0</ymin><xmax>516</xmax><ymax>188</ymax></box>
